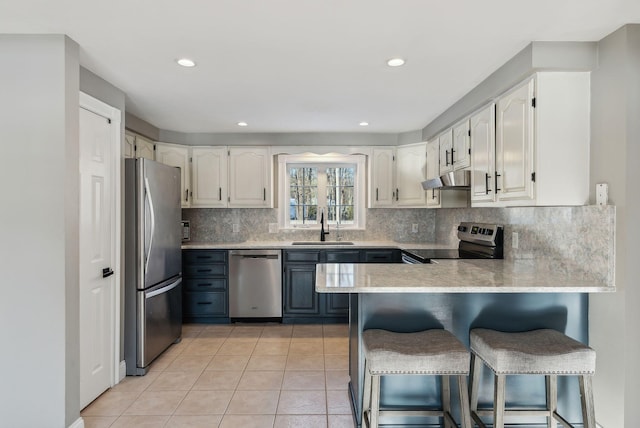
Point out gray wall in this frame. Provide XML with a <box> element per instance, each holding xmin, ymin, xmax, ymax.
<box><xmin>158</xmin><ymin>130</ymin><xmax>400</xmax><ymax>146</ymax></box>
<box><xmin>0</xmin><ymin>35</ymin><xmax>80</xmax><ymax>427</ymax></box>
<box><xmin>421</xmin><ymin>41</ymin><xmax>598</xmax><ymax>141</ymax></box>
<box><xmin>589</xmin><ymin>24</ymin><xmax>640</xmax><ymax>428</ymax></box>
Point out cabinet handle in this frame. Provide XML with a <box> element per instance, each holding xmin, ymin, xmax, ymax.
<box><xmin>396</xmin><ymin>188</ymin><xmax>399</xmax><ymax>201</ymax></box>
<box><xmin>445</xmin><ymin>150</ymin><xmax>450</xmax><ymax>166</ymax></box>
<box><xmin>197</xmin><ymin>302</ymin><xmax>213</xmax><ymax>305</ymax></box>
<box><xmin>451</xmin><ymin>148</ymin><xmax>455</xmax><ymax>165</ymax></box>
<box><xmin>495</xmin><ymin>172</ymin><xmax>501</xmax><ymax>192</ymax></box>
<box><xmin>263</xmin><ymin>188</ymin><xmax>266</xmax><ymax>201</ymax></box>
<box><xmin>185</xmin><ymin>189</ymin><xmax>189</xmax><ymax>202</ymax></box>
<box><xmin>376</xmin><ymin>188</ymin><xmax>379</xmax><ymax>201</ymax></box>
<box><xmin>485</xmin><ymin>173</ymin><xmax>493</xmax><ymax>194</ymax></box>
<box><xmin>431</xmin><ymin>189</ymin><xmax>436</xmax><ymax>200</ymax></box>
<box><xmin>197</xmin><ymin>283</ymin><xmax>212</xmax><ymax>287</ymax></box>
<box><xmin>219</xmin><ymin>187</ymin><xmax>222</xmax><ymax>201</ymax></box>
<box><xmin>197</xmin><ymin>269</ymin><xmax>212</xmax><ymax>273</ymax></box>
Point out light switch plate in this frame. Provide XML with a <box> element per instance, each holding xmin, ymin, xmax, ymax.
<box><xmin>232</xmin><ymin>223</ymin><xmax>240</xmax><ymax>233</ymax></box>
<box><xmin>596</xmin><ymin>183</ymin><xmax>608</xmax><ymax>206</ymax></box>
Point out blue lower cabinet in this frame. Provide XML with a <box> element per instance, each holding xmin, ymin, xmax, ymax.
<box><xmin>182</xmin><ymin>250</ymin><xmax>229</xmax><ymax>323</ymax></box>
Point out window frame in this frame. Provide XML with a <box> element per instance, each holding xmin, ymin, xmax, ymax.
<box><xmin>278</xmin><ymin>153</ymin><xmax>366</xmax><ymax>230</ymax></box>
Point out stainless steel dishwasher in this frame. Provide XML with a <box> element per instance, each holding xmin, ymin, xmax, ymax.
<box><xmin>228</xmin><ymin>249</ymin><xmax>282</xmax><ymax>319</ymax></box>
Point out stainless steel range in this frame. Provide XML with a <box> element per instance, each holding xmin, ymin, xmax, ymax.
<box><xmin>402</xmin><ymin>222</ymin><xmax>504</xmax><ymax>264</ymax></box>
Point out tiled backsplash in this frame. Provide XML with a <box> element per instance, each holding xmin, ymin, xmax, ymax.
<box><xmin>182</xmin><ymin>208</ymin><xmax>437</xmax><ymax>243</ymax></box>
<box><xmin>435</xmin><ymin>205</ymin><xmax>616</xmax><ymax>285</ymax></box>
<box><xmin>183</xmin><ymin>205</ymin><xmax>615</xmax><ymax>286</ymax></box>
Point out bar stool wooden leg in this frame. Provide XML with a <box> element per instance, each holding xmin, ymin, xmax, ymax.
<box><xmin>579</xmin><ymin>375</ymin><xmax>596</xmax><ymax>428</ymax></box>
<box><xmin>370</xmin><ymin>374</ymin><xmax>381</xmax><ymax>428</ymax></box>
<box><xmin>362</xmin><ymin>360</ymin><xmax>372</xmax><ymax>426</ymax></box>
<box><xmin>546</xmin><ymin>374</ymin><xmax>558</xmax><ymax>428</ymax></box>
<box><xmin>494</xmin><ymin>374</ymin><xmax>506</xmax><ymax>428</ymax></box>
<box><xmin>441</xmin><ymin>375</ymin><xmax>451</xmax><ymax>428</ymax></box>
<box><xmin>457</xmin><ymin>375</ymin><xmax>473</xmax><ymax>428</ymax></box>
<box><xmin>469</xmin><ymin>353</ymin><xmax>484</xmax><ymax>427</ymax></box>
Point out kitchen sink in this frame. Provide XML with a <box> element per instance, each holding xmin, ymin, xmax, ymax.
<box><xmin>291</xmin><ymin>241</ymin><xmax>355</xmax><ymax>245</ymax></box>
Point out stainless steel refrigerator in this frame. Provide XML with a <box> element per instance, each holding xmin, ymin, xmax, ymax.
<box><xmin>124</xmin><ymin>158</ymin><xmax>182</xmax><ymax>375</ymax></box>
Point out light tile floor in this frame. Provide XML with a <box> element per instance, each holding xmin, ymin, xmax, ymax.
<box><xmin>82</xmin><ymin>323</ymin><xmax>355</xmax><ymax>428</ymax></box>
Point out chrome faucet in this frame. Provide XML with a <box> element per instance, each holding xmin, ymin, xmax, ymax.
<box><xmin>320</xmin><ymin>208</ymin><xmax>329</xmax><ymax>241</ymax></box>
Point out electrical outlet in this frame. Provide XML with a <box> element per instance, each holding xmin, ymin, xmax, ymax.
<box><xmin>268</xmin><ymin>223</ymin><xmax>278</xmax><ymax>233</ymax></box>
<box><xmin>512</xmin><ymin>232</ymin><xmax>519</xmax><ymax>249</ymax></box>
<box><xmin>232</xmin><ymin>223</ymin><xmax>239</xmax><ymax>233</ymax></box>
<box><xmin>596</xmin><ymin>183</ymin><xmax>608</xmax><ymax>205</ymax></box>
<box><xmin>411</xmin><ymin>224</ymin><xmax>419</xmax><ymax>233</ymax></box>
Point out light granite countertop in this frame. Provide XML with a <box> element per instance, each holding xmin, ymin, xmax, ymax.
<box><xmin>182</xmin><ymin>241</ymin><xmax>454</xmax><ymax>250</ymax></box>
<box><xmin>315</xmin><ymin>259</ymin><xmax>613</xmax><ymax>293</ymax></box>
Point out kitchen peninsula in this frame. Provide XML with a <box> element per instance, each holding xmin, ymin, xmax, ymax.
<box><xmin>316</xmin><ymin>260</ymin><xmax>613</xmax><ymax>427</ymax></box>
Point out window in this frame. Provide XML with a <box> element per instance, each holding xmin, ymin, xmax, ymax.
<box><xmin>279</xmin><ymin>154</ymin><xmax>366</xmax><ymax>229</ymax></box>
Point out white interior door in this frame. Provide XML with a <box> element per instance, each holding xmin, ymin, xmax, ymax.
<box><xmin>79</xmin><ymin>98</ymin><xmax>118</xmax><ymax>408</ymax></box>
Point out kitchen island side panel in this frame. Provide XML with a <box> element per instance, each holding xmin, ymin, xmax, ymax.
<box><xmin>349</xmin><ymin>292</ymin><xmax>588</xmax><ymax>426</ymax></box>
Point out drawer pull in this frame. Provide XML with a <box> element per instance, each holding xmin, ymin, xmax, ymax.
<box><xmin>197</xmin><ymin>301</ymin><xmax>213</xmax><ymax>305</ymax></box>
<box><xmin>197</xmin><ymin>269</ymin><xmax>212</xmax><ymax>273</ymax></box>
<box><xmin>197</xmin><ymin>283</ymin><xmax>212</xmax><ymax>287</ymax></box>
<box><xmin>196</xmin><ymin>256</ymin><xmax>212</xmax><ymax>259</ymax></box>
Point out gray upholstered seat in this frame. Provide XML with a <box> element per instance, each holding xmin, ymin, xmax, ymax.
<box><xmin>363</xmin><ymin>328</ymin><xmax>470</xmax><ymax>374</ymax></box>
<box><xmin>469</xmin><ymin>328</ymin><xmax>596</xmax><ymax>428</ymax></box>
<box><xmin>361</xmin><ymin>328</ymin><xmax>472</xmax><ymax>428</ymax></box>
<box><xmin>470</xmin><ymin>328</ymin><xmax>596</xmax><ymax>374</ymax></box>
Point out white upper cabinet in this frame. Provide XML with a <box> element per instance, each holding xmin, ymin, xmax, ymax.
<box><xmin>124</xmin><ymin>131</ymin><xmax>155</xmax><ymax>160</ymax></box>
<box><xmin>496</xmin><ymin>78</ymin><xmax>535</xmax><ymax>203</ymax></box>
<box><xmin>425</xmin><ymin>140</ymin><xmax>441</xmax><ymax>207</ymax></box>
<box><xmin>438</xmin><ymin>129</ymin><xmax>454</xmax><ymax>174</ymax></box>
<box><xmin>191</xmin><ymin>147</ymin><xmax>228</xmax><ymax>208</ymax></box>
<box><xmin>472</xmin><ymin>72</ymin><xmax>590</xmax><ymax>207</ymax></box>
<box><xmin>228</xmin><ymin>147</ymin><xmax>272</xmax><ymax>208</ymax></box>
<box><xmin>395</xmin><ymin>142</ymin><xmax>427</xmax><ymax>206</ymax></box>
<box><xmin>368</xmin><ymin>143</ymin><xmax>428</xmax><ymax>208</ymax></box>
<box><xmin>155</xmin><ymin>143</ymin><xmax>191</xmax><ymax>208</ymax></box>
<box><xmin>470</xmin><ymin>104</ymin><xmax>496</xmax><ymax>204</ymax></box>
<box><xmin>452</xmin><ymin>119</ymin><xmax>471</xmax><ymax>170</ymax></box>
<box><xmin>369</xmin><ymin>148</ymin><xmax>395</xmax><ymax>207</ymax></box>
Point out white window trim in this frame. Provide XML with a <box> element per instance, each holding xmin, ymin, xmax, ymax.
<box><xmin>278</xmin><ymin>153</ymin><xmax>366</xmax><ymax>230</ymax></box>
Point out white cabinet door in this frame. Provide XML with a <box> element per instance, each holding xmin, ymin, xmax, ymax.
<box><xmin>191</xmin><ymin>147</ymin><xmax>228</xmax><ymax>208</ymax></box>
<box><xmin>135</xmin><ymin>135</ymin><xmax>155</xmax><ymax>160</ymax></box>
<box><xmin>369</xmin><ymin>148</ymin><xmax>395</xmax><ymax>207</ymax></box>
<box><xmin>395</xmin><ymin>142</ymin><xmax>427</xmax><ymax>206</ymax></box>
<box><xmin>470</xmin><ymin>104</ymin><xmax>496</xmax><ymax>204</ymax></box>
<box><xmin>438</xmin><ymin>129</ymin><xmax>453</xmax><ymax>174</ymax></box>
<box><xmin>496</xmin><ymin>78</ymin><xmax>535</xmax><ymax>202</ymax></box>
<box><xmin>228</xmin><ymin>147</ymin><xmax>271</xmax><ymax>207</ymax></box>
<box><xmin>425</xmin><ymin>140</ymin><xmax>441</xmax><ymax>207</ymax></box>
<box><xmin>156</xmin><ymin>143</ymin><xmax>191</xmax><ymax>208</ymax></box>
<box><xmin>452</xmin><ymin>119</ymin><xmax>471</xmax><ymax>170</ymax></box>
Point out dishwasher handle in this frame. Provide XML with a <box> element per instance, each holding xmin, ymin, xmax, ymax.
<box><xmin>229</xmin><ymin>250</ymin><xmax>281</xmax><ymax>259</ymax></box>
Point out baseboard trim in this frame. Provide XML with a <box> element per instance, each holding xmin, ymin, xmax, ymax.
<box><xmin>68</xmin><ymin>417</ymin><xmax>84</xmax><ymax>428</ymax></box>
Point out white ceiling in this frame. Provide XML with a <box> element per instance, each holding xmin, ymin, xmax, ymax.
<box><xmin>3</xmin><ymin>0</ymin><xmax>640</xmax><ymax>133</ymax></box>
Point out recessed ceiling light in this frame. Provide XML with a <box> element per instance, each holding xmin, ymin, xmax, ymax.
<box><xmin>359</xmin><ymin>121</ymin><xmax>369</xmax><ymax>126</ymax></box>
<box><xmin>237</xmin><ymin>122</ymin><xmax>248</xmax><ymax>127</ymax></box>
<box><xmin>176</xmin><ymin>58</ymin><xmax>196</xmax><ymax>67</ymax></box>
<box><xmin>387</xmin><ymin>58</ymin><xmax>405</xmax><ymax>67</ymax></box>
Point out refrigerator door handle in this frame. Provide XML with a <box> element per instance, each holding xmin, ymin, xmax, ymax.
<box><xmin>144</xmin><ymin>176</ymin><xmax>156</xmax><ymax>275</ymax></box>
<box><xmin>145</xmin><ymin>277</ymin><xmax>181</xmax><ymax>299</ymax></box>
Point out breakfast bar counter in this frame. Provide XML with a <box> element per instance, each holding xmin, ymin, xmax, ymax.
<box><xmin>315</xmin><ymin>261</ymin><xmax>612</xmax><ymax>427</ymax></box>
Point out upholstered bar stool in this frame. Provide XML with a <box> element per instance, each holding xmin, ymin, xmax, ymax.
<box><xmin>469</xmin><ymin>328</ymin><xmax>596</xmax><ymax>428</ymax></box>
<box><xmin>362</xmin><ymin>329</ymin><xmax>472</xmax><ymax>428</ymax></box>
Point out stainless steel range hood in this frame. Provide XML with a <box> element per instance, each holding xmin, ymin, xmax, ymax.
<box><xmin>422</xmin><ymin>169</ymin><xmax>471</xmax><ymax>190</ymax></box>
